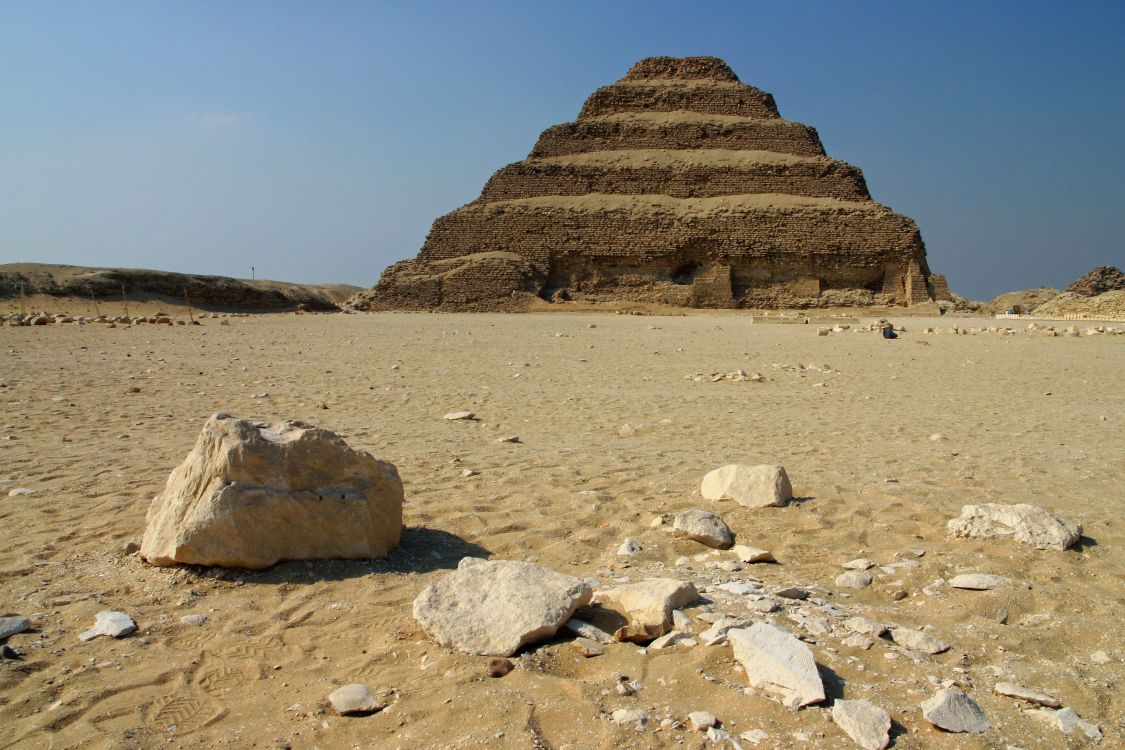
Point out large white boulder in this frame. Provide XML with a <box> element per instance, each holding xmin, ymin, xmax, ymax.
<box><xmin>141</xmin><ymin>413</ymin><xmax>403</xmax><ymax>569</ymax></box>
<box><xmin>832</xmin><ymin>699</ymin><xmax>891</xmax><ymax>750</ymax></box>
<box><xmin>947</xmin><ymin>503</ymin><xmax>1081</xmax><ymax>550</ymax></box>
<box><xmin>413</xmin><ymin>558</ymin><xmax>592</xmax><ymax>657</ymax></box>
<box><xmin>728</xmin><ymin>623</ymin><xmax>825</xmax><ymax>708</ymax></box>
<box><xmin>701</xmin><ymin>464</ymin><xmax>792</xmax><ymax>508</ymax></box>
<box><xmin>594</xmin><ymin>578</ymin><xmax>699</xmax><ymax>643</ymax></box>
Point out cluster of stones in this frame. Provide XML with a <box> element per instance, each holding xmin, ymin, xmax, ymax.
<box><xmin>1</xmin><ymin>311</ymin><xmax>252</xmax><ymax>328</ymax></box>
<box><xmin>352</xmin><ymin>56</ymin><xmax>945</xmax><ymax>312</ymax></box>
<box><xmin>919</xmin><ymin>323</ymin><xmax>1123</xmax><ymax>337</ymax></box>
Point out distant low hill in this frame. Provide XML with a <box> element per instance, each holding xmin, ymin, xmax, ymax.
<box><xmin>0</xmin><ymin>263</ymin><xmax>360</xmax><ymax>312</ymax></box>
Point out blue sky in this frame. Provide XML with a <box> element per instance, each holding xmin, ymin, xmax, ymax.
<box><xmin>2</xmin><ymin>1</ymin><xmax>1122</xmax><ymax>299</ymax></box>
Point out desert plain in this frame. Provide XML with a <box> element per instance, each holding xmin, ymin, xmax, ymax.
<box><xmin>0</xmin><ymin>307</ymin><xmax>1122</xmax><ymax>749</ymax></box>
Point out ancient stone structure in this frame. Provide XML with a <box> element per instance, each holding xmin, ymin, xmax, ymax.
<box><xmin>1065</xmin><ymin>266</ymin><xmax>1125</xmax><ymax>297</ymax></box>
<box><xmin>351</xmin><ymin>56</ymin><xmax>940</xmax><ymax>311</ymax></box>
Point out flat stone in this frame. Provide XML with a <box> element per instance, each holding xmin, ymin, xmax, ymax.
<box><xmin>140</xmin><ymin>414</ymin><xmax>403</xmax><ymax>569</ymax></box>
<box><xmin>716</xmin><ymin>581</ymin><xmax>760</xmax><ymax>595</ymax></box>
<box><xmin>841</xmin><ymin>634</ymin><xmax>874</xmax><ymax>650</ymax></box>
<box><xmin>611</xmin><ymin>708</ymin><xmax>649</xmax><ymax>731</ymax></box>
<box><xmin>79</xmin><ymin>611</ymin><xmax>136</xmax><ymax>641</ymax></box>
<box><xmin>443</xmin><ymin>411</ymin><xmax>476</xmax><ymax>421</ymax></box>
<box><xmin>648</xmin><ymin>630</ymin><xmax>696</xmax><ymax>650</ymax></box>
<box><xmin>1028</xmin><ymin>706</ymin><xmax>1102</xmax><ymax>741</ymax></box>
<box><xmin>688</xmin><ymin>711</ymin><xmax>717</xmax><ymax>731</ymax></box>
<box><xmin>842</xmin><ymin>558</ymin><xmax>877</xmax><ymax>570</ymax></box>
<box><xmin>413</xmin><ymin>558</ymin><xmax>592</xmax><ymax>656</ymax></box>
<box><xmin>7</xmin><ymin>488</ymin><xmax>34</xmax><ymax>497</ymax></box>
<box><xmin>563</xmin><ymin>618</ymin><xmax>615</xmax><ymax>645</ymax></box>
<box><xmin>836</xmin><ymin>571</ymin><xmax>873</xmax><ymax>589</ymax></box>
<box><xmin>732</xmin><ymin>545</ymin><xmax>774</xmax><ymax>563</ymax></box>
<box><xmin>179</xmin><ymin>614</ymin><xmax>208</xmax><ymax>626</ymax></box>
<box><xmin>328</xmin><ymin>684</ymin><xmax>384</xmax><ymax>716</ymax></box>
<box><xmin>920</xmin><ymin>688</ymin><xmax>990</xmax><ymax>733</ymax></box>
<box><xmin>728</xmin><ymin>623</ymin><xmax>825</xmax><ymax>708</ymax></box>
<box><xmin>993</xmin><ymin>682</ymin><xmax>1060</xmax><ymax>708</ymax></box>
<box><xmin>832</xmin><ymin>699</ymin><xmax>891</xmax><ymax>750</ymax></box>
<box><xmin>0</xmin><ymin>617</ymin><xmax>30</xmax><ymax>640</ymax></box>
<box><xmin>616</xmin><ymin>538</ymin><xmax>642</xmax><ymax>556</ymax></box>
<box><xmin>496</xmin><ymin>435</ymin><xmax>521</xmax><ymax>443</ymax></box>
<box><xmin>740</xmin><ymin>729</ymin><xmax>770</xmax><ymax>744</ymax></box>
<box><xmin>890</xmin><ymin>627</ymin><xmax>950</xmax><ymax>654</ymax></box>
<box><xmin>842</xmin><ymin>617</ymin><xmax>887</xmax><ymax>637</ymax></box>
<box><xmin>701</xmin><ymin>464</ymin><xmax>793</xmax><ymax>508</ymax></box>
<box><xmin>948</xmin><ymin>503</ymin><xmax>1081</xmax><ymax>551</ymax></box>
<box><xmin>672</xmin><ymin>509</ymin><xmax>734</xmax><ymax>549</ymax></box>
<box><xmin>594</xmin><ymin>578</ymin><xmax>699</xmax><ymax>643</ymax></box>
<box><xmin>774</xmin><ymin>586</ymin><xmax>808</xmax><ymax>600</ymax></box>
<box><xmin>699</xmin><ymin>617</ymin><xmax>752</xmax><ymax>646</ymax></box>
<box><xmin>571</xmin><ymin>637</ymin><xmax>605</xmax><ymax>657</ymax></box>
<box><xmin>948</xmin><ymin>573</ymin><xmax>1008</xmax><ymax>590</ymax></box>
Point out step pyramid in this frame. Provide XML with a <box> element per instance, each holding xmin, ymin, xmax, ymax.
<box><xmin>352</xmin><ymin>56</ymin><xmax>945</xmax><ymax>311</ymax></box>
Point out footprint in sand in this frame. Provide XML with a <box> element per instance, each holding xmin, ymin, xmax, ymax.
<box><xmin>148</xmin><ymin>693</ymin><xmax>225</xmax><ymax>734</ymax></box>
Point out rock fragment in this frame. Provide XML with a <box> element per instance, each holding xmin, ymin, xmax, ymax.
<box><xmin>648</xmin><ymin>630</ymin><xmax>696</xmax><ymax>650</ymax></box>
<box><xmin>413</xmin><ymin>558</ymin><xmax>592</xmax><ymax>656</ymax></box>
<box><xmin>688</xmin><ymin>711</ymin><xmax>717</xmax><ymax>731</ymax></box>
<box><xmin>1028</xmin><ymin>706</ymin><xmax>1102</xmax><ymax>741</ymax></box>
<box><xmin>701</xmin><ymin>464</ymin><xmax>793</xmax><ymax>508</ymax></box>
<box><xmin>79</xmin><ymin>611</ymin><xmax>136</xmax><ymax>641</ymax></box>
<box><xmin>564</xmin><ymin>618</ymin><xmax>615</xmax><ymax>644</ymax></box>
<box><xmin>993</xmin><ymin>682</ymin><xmax>1060</xmax><ymax>708</ymax></box>
<box><xmin>831</xmin><ymin>699</ymin><xmax>891</xmax><ymax>750</ymax></box>
<box><xmin>728</xmin><ymin>623</ymin><xmax>825</xmax><ymax>708</ymax></box>
<box><xmin>842</xmin><ymin>617</ymin><xmax>887</xmax><ymax>637</ymax></box>
<box><xmin>616</xmin><ymin>538</ymin><xmax>642</xmax><ymax>556</ymax></box>
<box><xmin>948</xmin><ymin>573</ymin><xmax>1008</xmax><ymax>590</ymax></box>
<box><xmin>890</xmin><ymin>627</ymin><xmax>950</xmax><ymax>654</ymax></box>
<box><xmin>179</xmin><ymin>614</ymin><xmax>208</xmax><ymax>626</ymax></box>
<box><xmin>836</xmin><ymin>571</ymin><xmax>873</xmax><ymax>589</ymax></box>
<box><xmin>732</xmin><ymin>545</ymin><xmax>774</xmax><ymax>563</ymax></box>
<box><xmin>947</xmin><ymin>503</ymin><xmax>1081</xmax><ymax>550</ymax></box>
<box><xmin>842</xmin><ymin>558</ymin><xmax>877</xmax><ymax>570</ymax></box>
<box><xmin>486</xmin><ymin>657</ymin><xmax>514</xmax><ymax>677</ymax></box>
<box><xmin>0</xmin><ymin>617</ymin><xmax>30</xmax><ymax>641</ymax></box>
<box><xmin>328</xmin><ymin>684</ymin><xmax>384</xmax><ymax>716</ymax></box>
<box><xmin>672</xmin><ymin>509</ymin><xmax>734</xmax><ymax>549</ymax></box>
<box><xmin>443</xmin><ymin>411</ymin><xmax>475</xmax><ymax>421</ymax></box>
<box><xmin>920</xmin><ymin>688</ymin><xmax>990</xmax><ymax>733</ymax></box>
<box><xmin>571</xmin><ymin>637</ymin><xmax>605</xmax><ymax>657</ymax></box>
<box><xmin>611</xmin><ymin>708</ymin><xmax>649</xmax><ymax>731</ymax></box>
<box><xmin>594</xmin><ymin>578</ymin><xmax>699</xmax><ymax>643</ymax></box>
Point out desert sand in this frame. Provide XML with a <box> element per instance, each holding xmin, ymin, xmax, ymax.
<box><xmin>1</xmin><ymin>310</ymin><xmax>1121</xmax><ymax>749</ymax></box>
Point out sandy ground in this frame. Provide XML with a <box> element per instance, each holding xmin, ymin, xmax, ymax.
<box><xmin>1</xmin><ymin>311</ymin><xmax>1121</xmax><ymax>750</ymax></box>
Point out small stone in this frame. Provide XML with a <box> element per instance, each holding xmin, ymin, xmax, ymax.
<box><xmin>836</xmin><ymin>571</ymin><xmax>873</xmax><ymax>589</ymax></box>
<box><xmin>842</xmin><ymin>617</ymin><xmax>887</xmax><ymax>637</ymax></box>
<box><xmin>1089</xmin><ymin>650</ymin><xmax>1111</xmax><ymax>664</ymax></box>
<box><xmin>892</xmin><ymin>590</ymin><xmax>908</xmax><ymax>601</ymax></box>
<box><xmin>443</xmin><ymin>411</ymin><xmax>475</xmax><ymax>421</ymax></box>
<box><xmin>564</xmin><ymin>618</ymin><xmax>615</xmax><ymax>645</ymax></box>
<box><xmin>179</xmin><ymin>614</ymin><xmax>208</xmax><ymax>626</ymax></box>
<box><xmin>327</xmin><ymin>684</ymin><xmax>384</xmax><ymax>716</ymax></box>
<box><xmin>841</xmin><ymin>634</ymin><xmax>874</xmax><ymax>650</ymax></box>
<box><xmin>891</xmin><ymin>627</ymin><xmax>950</xmax><ymax>654</ymax></box>
<box><xmin>7</xmin><ymin>488</ymin><xmax>34</xmax><ymax>497</ymax></box>
<box><xmin>947</xmin><ymin>503</ymin><xmax>1082</xmax><ymax>551</ymax></box>
<box><xmin>701</xmin><ymin>464</ymin><xmax>793</xmax><ymax>508</ymax></box>
<box><xmin>121</xmin><ymin>541</ymin><xmax>140</xmax><ymax>556</ymax></box>
<box><xmin>832</xmin><ymin>699</ymin><xmax>891</xmax><ymax>750</ymax></box>
<box><xmin>672</xmin><ymin>509</ymin><xmax>734</xmax><ymax>549</ymax></box>
<box><xmin>671</xmin><ymin>609</ymin><xmax>692</xmax><ymax>631</ymax></box>
<box><xmin>571</xmin><ymin>637</ymin><xmax>605</xmax><ymax>657</ymax></box>
<box><xmin>616</xmin><ymin>538</ymin><xmax>642</xmax><ymax>556</ymax></box>
<box><xmin>674</xmin><ymin>556</ymin><xmax>691</xmax><ymax>567</ymax></box>
<box><xmin>740</xmin><ymin>729</ymin><xmax>769</xmax><ymax>744</ymax></box>
<box><xmin>729</xmin><ymin>623</ymin><xmax>825</xmax><ymax>708</ymax></box>
<box><xmin>995</xmin><ymin>607</ymin><xmax>1008</xmax><ymax>624</ymax></box>
<box><xmin>948</xmin><ymin>573</ymin><xmax>1008</xmax><ymax>590</ymax></box>
<box><xmin>461</xmin><ymin>468</ymin><xmax>479</xmax><ymax>478</ymax></box>
<box><xmin>732</xmin><ymin>545</ymin><xmax>774</xmax><ymax>563</ymax></box>
<box><xmin>496</xmin><ymin>435</ymin><xmax>520</xmax><ymax>443</ymax></box>
<box><xmin>486</xmin><ymin>657</ymin><xmax>514</xmax><ymax>677</ymax></box>
<box><xmin>774</xmin><ymin>586</ymin><xmax>808</xmax><ymax>600</ymax></box>
<box><xmin>1028</xmin><ymin>706</ymin><xmax>1101</xmax><ymax>741</ymax></box>
<box><xmin>842</xmin><ymin>558</ymin><xmax>876</xmax><ymax>570</ymax></box>
<box><xmin>716</xmin><ymin>581</ymin><xmax>760</xmax><ymax>596</ymax></box>
<box><xmin>648</xmin><ymin>630</ymin><xmax>695</xmax><ymax>650</ymax></box>
<box><xmin>0</xmin><ymin>617</ymin><xmax>31</xmax><ymax>640</ymax></box>
<box><xmin>594</xmin><ymin>578</ymin><xmax>699</xmax><ymax>643</ymax></box>
<box><xmin>688</xmin><ymin>711</ymin><xmax>717</xmax><ymax>731</ymax></box>
<box><xmin>611</xmin><ymin>709</ymin><xmax>649</xmax><ymax>731</ymax></box>
<box><xmin>993</xmin><ymin>682</ymin><xmax>1060</xmax><ymax>708</ymax></box>
<box><xmin>79</xmin><ymin>611</ymin><xmax>136</xmax><ymax>641</ymax></box>
<box><xmin>0</xmin><ymin>645</ymin><xmax>20</xmax><ymax>660</ymax></box>
<box><xmin>699</xmin><ymin>617</ymin><xmax>752</xmax><ymax>646</ymax></box>
<box><xmin>920</xmin><ymin>688</ymin><xmax>990</xmax><ymax>733</ymax></box>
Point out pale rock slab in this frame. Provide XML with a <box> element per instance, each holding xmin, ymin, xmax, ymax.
<box><xmin>733</xmin><ymin>545</ymin><xmax>774</xmax><ymax>563</ymax></box>
<box><xmin>1028</xmin><ymin>706</ymin><xmax>1102</xmax><ymax>741</ymax></box>
<box><xmin>842</xmin><ymin>617</ymin><xmax>887</xmax><ymax>637</ymax></box>
<box><xmin>611</xmin><ymin>708</ymin><xmax>649</xmax><ymax>731</ymax></box>
<box><xmin>842</xmin><ymin>558</ymin><xmax>877</xmax><ymax>570</ymax></box>
<box><xmin>594</xmin><ymin>578</ymin><xmax>699</xmax><ymax>643</ymax></box>
<box><xmin>948</xmin><ymin>573</ymin><xmax>1008</xmax><ymax>590</ymax></box>
<box><xmin>948</xmin><ymin>503</ymin><xmax>1081</xmax><ymax>551</ymax></box>
<box><xmin>920</xmin><ymin>688</ymin><xmax>990</xmax><ymax>733</ymax></box>
<box><xmin>836</xmin><ymin>571</ymin><xmax>873</xmax><ymax>589</ymax></box>
<box><xmin>563</xmin><ymin>618</ymin><xmax>615</xmax><ymax>644</ymax></box>
<box><xmin>79</xmin><ymin>611</ymin><xmax>136</xmax><ymax>641</ymax></box>
<box><xmin>842</xmin><ymin>634</ymin><xmax>875</xmax><ymax>650</ymax></box>
<box><xmin>141</xmin><ymin>413</ymin><xmax>403</xmax><ymax>569</ymax></box>
<box><xmin>672</xmin><ymin>509</ymin><xmax>734</xmax><ymax>549</ymax></box>
<box><xmin>0</xmin><ymin>617</ymin><xmax>30</xmax><ymax>640</ymax></box>
<box><xmin>648</xmin><ymin>630</ymin><xmax>696</xmax><ymax>650</ymax></box>
<box><xmin>832</xmin><ymin>699</ymin><xmax>891</xmax><ymax>750</ymax></box>
<box><xmin>728</xmin><ymin>623</ymin><xmax>825</xmax><ymax>708</ymax></box>
<box><xmin>993</xmin><ymin>682</ymin><xmax>1060</xmax><ymax>708</ymax></box>
<box><xmin>701</xmin><ymin>464</ymin><xmax>793</xmax><ymax>508</ymax></box>
<box><xmin>328</xmin><ymin>684</ymin><xmax>384</xmax><ymax>715</ymax></box>
<box><xmin>688</xmin><ymin>711</ymin><xmax>717</xmax><ymax>731</ymax></box>
<box><xmin>616</xmin><ymin>538</ymin><xmax>642</xmax><ymax>556</ymax></box>
<box><xmin>571</xmin><ymin>637</ymin><xmax>605</xmax><ymax>657</ymax></box>
<box><xmin>413</xmin><ymin>558</ymin><xmax>592</xmax><ymax>656</ymax></box>
<box><xmin>443</xmin><ymin>411</ymin><xmax>475</xmax><ymax>421</ymax></box>
<box><xmin>891</xmin><ymin>627</ymin><xmax>950</xmax><ymax>654</ymax></box>
<box><xmin>699</xmin><ymin>617</ymin><xmax>752</xmax><ymax>646</ymax></box>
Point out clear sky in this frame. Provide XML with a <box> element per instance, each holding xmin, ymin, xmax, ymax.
<box><xmin>2</xmin><ymin>1</ymin><xmax>1122</xmax><ymax>300</ymax></box>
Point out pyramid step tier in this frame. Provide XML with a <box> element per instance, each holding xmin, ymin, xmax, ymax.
<box><xmin>479</xmin><ymin>150</ymin><xmax>870</xmax><ymax>202</ymax></box>
<box><xmin>531</xmin><ymin>114</ymin><xmax>825</xmax><ymax>158</ymax></box>
<box><xmin>578</xmin><ymin>81</ymin><xmax>780</xmax><ymax>120</ymax></box>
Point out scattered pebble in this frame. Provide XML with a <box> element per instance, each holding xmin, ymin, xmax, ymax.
<box><xmin>79</xmin><ymin>611</ymin><xmax>136</xmax><ymax>641</ymax></box>
<box><xmin>486</xmin><ymin>657</ymin><xmax>514</xmax><ymax>677</ymax></box>
<box><xmin>327</xmin><ymin>684</ymin><xmax>385</xmax><ymax>716</ymax></box>
<box><xmin>920</xmin><ymin>688</ymin><xmax>990</xmax><ymax>733</ymax></box>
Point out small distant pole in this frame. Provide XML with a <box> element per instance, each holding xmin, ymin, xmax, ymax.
<box><xmin>183</xmin><ymin>288</ymin><xmax>195</xmax><ymax>324</ymax></box>
<box><xmin>121</xmin><ymin>282</ymin><xmax>130</xmax><ymax>319</ymax></box>
<box><xmin>251</xmin><ymin>266</ymin><xmax>255</xmax><ymax>281</ymax></box>
<box><xmin>18</xmin><ymin>283</ymin><xmax>26</xmax><ymax>315</ymax></box>
<box><xmin>88</xmin><ymin>284</ymin><xmax>100</xmax><ymax>317</ymax></box>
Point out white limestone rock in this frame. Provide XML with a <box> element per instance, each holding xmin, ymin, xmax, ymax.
<box><xmin>891</xmin><ymin>627</ymin><xmax>951</xmax><ymax>654</ymax></box>
<box><xmin>920</xmin><ymin>688</ymin><xmax>990</xmax><ymax>733</ymax></box>
<box><xmin>594</xmin><ymin>578</ymin><xmax>699</xmax><ymax>643</ymax></box>
<box><xmin>564</xmin><ymin>618</ymin><xmax>615</xmax><ymax>645</ymax></box>
<box><xmin>948</xmin><ymin>573</ymin><xmax>1008</xmax><ymax>590</ymax></box>
<box><xmin>728</xmin><ymin>623</ymin><xmax>825</xmax><ymax>708</ymax></box>
<box><xmin>836</xmin><ymin>571</ymin><xmax>873</xmax><ymax>589</ymax></box>
<box><xmin>993</xmin><ymin>682</ymin><xmax>1060</xmax><ymax>708</ymax></box>
<box><xmin>141</xmin><ymin>413</ymin><xmax>403</xmax><ymax>569</ymax></box>
<box><xmin>443</xmin><ymin>411</ymin><xmax>476</xmax><ymax>421</ymax></box>
<box><xmin>672</xmin><ymin>509</ymin><xmax>734</xmax><ymax>549</ymax></box>
<box><xmin>842</xmin><ymin>617</ymin><xmax>887</xmax><ymax>637</ymax></box>
<box><xmin>832</xmin><ymin>699</ymin><xmax>891</xmax><ymax>750</ymax></box>
<box><xmin>413</xmin><ymin>558</ymin><xmax>592</xmax><ymax>656</ymax></box>
<box><xmin>328</xmin><ymin>684</ymin><xmax>385</xmax><ymax>716</ymax></box>
<box><xmin>611</xmin><ymin>708</ymin><xmax>649</xmax><ymax>731</ymax></box>
<box><xmin>948</xmin><ymin>503</ymin><xmax>1081</xmax><ymax>551</ymax></box>
<box><xmin>688</xmin><ymin>711</ymin><xmax>717</xmax><ymax>731</ymax></box>
<box><xmin>701</xmin><ymin>464</ymin><xmax>793</xmax><ymax>508</ymax></box>
<box><xmin>1028</xmin><ymin>706</ymin><xmax>1102</xmax><ymax>741</ymax></box>
<box><xmin>79</xmin><ymin>611</ymin><xmax>136</xmax><ymax>641</ymax></box>
<box><xmin>732</xmin><ymin>545</ymin><xmax>774</xmax><ymax>563</ymax></box>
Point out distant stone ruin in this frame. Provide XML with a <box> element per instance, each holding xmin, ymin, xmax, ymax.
<box><xmin>1065</xmin><ymin>266</ymin><xmax>1125</xmax><ymax>297</ymax></box>
<box><xmin>351</xmin><ymin>56</ymin><xmax>942</xmax><ymax>311</ymax></box>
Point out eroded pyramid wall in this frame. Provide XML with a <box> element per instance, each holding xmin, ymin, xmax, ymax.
<box><xmin>352</xmin><ymin>56</ymin><xmax>938</xmax><ymax>311</ymax></box>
